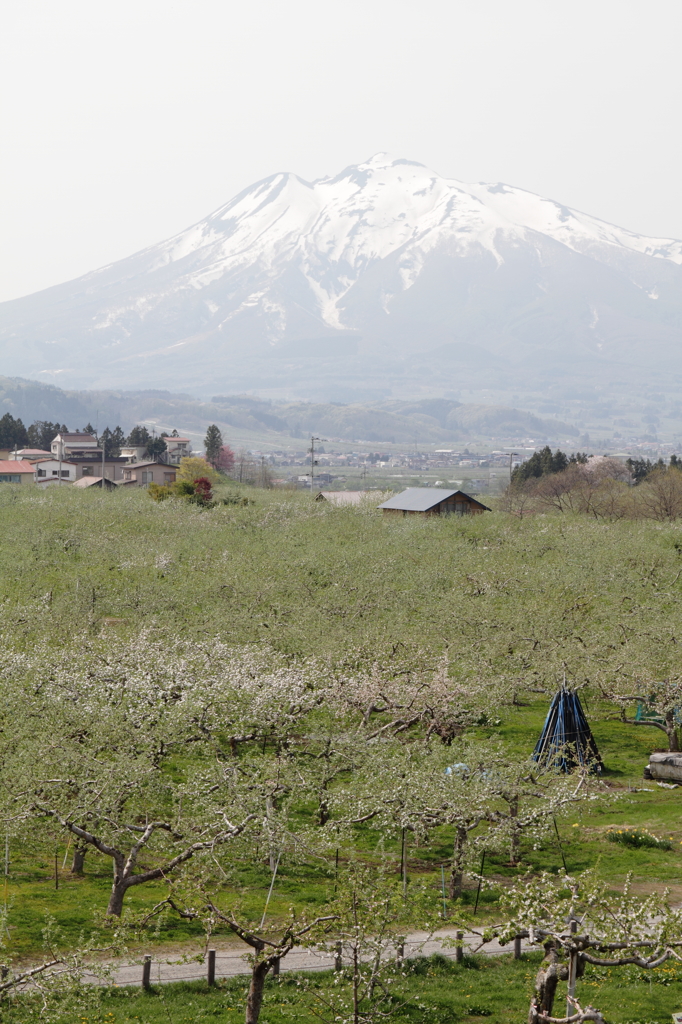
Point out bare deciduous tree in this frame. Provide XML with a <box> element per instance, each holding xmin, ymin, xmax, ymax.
<box><xmin>495</xmin><ymin>870</ymin><xmax>682</xmax><ymax>1023</ymax></box>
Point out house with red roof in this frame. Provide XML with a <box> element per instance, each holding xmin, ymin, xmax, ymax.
<box><xmin>0</xmin><ymin>460</ymin><xmax>36</xmax><ymax>484</ymax></box>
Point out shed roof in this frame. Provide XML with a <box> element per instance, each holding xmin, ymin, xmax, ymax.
<box><xmin>73</xmin><ymin>476</ymin><xmax>118</xmax><ymax>488</ymax></box>
<box><xmin>123</xmin><ymin>461</ymin><xmax>176</xmax><ymax>471</ymax></box>
<box><xmin>379</xmin><ymin>488</ymin><xmax>491</xmax><ymax>512</ymax></box>
<box><xmin>0</xmin><ymin>460</ymin><xmax>36</xmax><ymax>474</ymax></box>
<box><xmin>316</xmin><ymin>490</ymin><xmax>386</xmax><ymax>505</ymax></box>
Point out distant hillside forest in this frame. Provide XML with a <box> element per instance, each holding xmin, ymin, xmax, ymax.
<box><xmin>0</xmin><ymin>376</ymin><xmax>576</xmax><ymax>444</ymax></box>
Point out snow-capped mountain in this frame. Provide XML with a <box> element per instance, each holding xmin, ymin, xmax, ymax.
<box><xmin>2</xmin><ymin>154</ymin><xmax>682</xmax><ymax>401</ymax></box>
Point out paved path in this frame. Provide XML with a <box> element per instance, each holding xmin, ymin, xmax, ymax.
<box><xmin>81</xmin><ymin>930</ymin><xmax>528</xmax><ymax>988</ymax></box>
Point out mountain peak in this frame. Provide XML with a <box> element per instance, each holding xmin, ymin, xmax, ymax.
<box><xmin>1</xmin><ymin>157</ymin><xmax>682</xmax><ymax>399</ymax></box>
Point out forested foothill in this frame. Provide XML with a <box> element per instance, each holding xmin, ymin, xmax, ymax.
<box><xmin>2</xmin><ymin>481</ymin><xmax>682</xmax><ymax>1023</ymax></box>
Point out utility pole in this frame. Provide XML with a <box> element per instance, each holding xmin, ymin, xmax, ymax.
<box><xmin>101</xmin><ymin>431</ymin><xmax>106</xmax><ymax>482</ymax></box>
<box><xmin>309</xmin><ymin>436</ymin><xmax>322</xmax><ymax>490</ymax></box>
<box><xmin>58</xmin><ymin>436</ymin><xmax>63</xmax><ymax>486</ymax></box>
<box><xmin>509</xmin><ymin>452</ymin><xmax>518</xmax><ymax>487</ymax></box>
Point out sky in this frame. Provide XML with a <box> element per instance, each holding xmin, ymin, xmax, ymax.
<box><xmin>1</xmin><ymin>0</ymin><xmax>681</xmax><ymax>303</ymax></box>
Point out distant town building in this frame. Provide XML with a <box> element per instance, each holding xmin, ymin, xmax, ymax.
<box><xmin>119</xmin><ymin>445</ymin><xmax>149</xmax><ymax>462</ymax></box>
<box><xmin>0</xmin><ymin>459</ymin><xmax>38</xmax><ymax>484</ymax></box>
<box><xmin>33</xmin><ymin>459</ymin><xmax>77</xmax><ymax>484</ymax></box>
<box><xmin>51</xmin><ymin>432</ymin><xmax>98</xmax><ymax>456</ymax></box>
<box><xmin>163</xmin><ymin>436</ymin><xmax>192</xmax><ymax>464</ymax></box>
<box><xmin>10</xmin><ymin>449</ymin><xmax>53</xmax><ymax>462</ymax></box>
<box><xmin>120</xmin><ymin>462</ymin><xmax>177</xmax><ymax>487</ymax></box>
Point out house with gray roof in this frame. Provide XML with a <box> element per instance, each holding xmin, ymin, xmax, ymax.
<box><xmin>379</xmin><ymin>488</ymin><xmax>491</xmax><ymax>517</ymax></box>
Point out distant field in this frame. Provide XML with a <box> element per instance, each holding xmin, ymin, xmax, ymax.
<box><xmin>2</xmin><ymin>481</ymin><xmax>682</xmax><ymax>666</ymax></box>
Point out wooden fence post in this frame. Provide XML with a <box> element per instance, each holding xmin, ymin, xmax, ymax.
<box><xmin>271</xmin><ymin>956</ymin><xmax>280</xmax><ymax>977</ymax></box>
<box><xmin>334</xmin><ymin>941</ymin><xmax>342</xmax><ymax>971</ymax></box>
<box><xmin>207</xmin><ymin>949</ymin><xmax>216</xmax><ymax>986</ymax></box>
<box><xmin>455</xmin><ymin>931</ymin><xmax>464</xmax><ymax>963</ymax></box>
<box><xmin>513</xmin><ymin>935</ymin><xmax>521</xmax><ymax>959</ymax></box>
<box><xmin>142</xmin><ymin>954</ymin><xmax>152</xmax><ymax>990</ymax></box>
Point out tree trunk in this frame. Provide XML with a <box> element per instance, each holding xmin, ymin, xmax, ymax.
<box><xmin>266</xmin><ymin>795</ymin><xmax>277</xmax><ymax>871</ymax></box>
<box><xmin>534</xmin><ymin>942</ymin><xmax>567</xmax><ymax>1016</ymax></box>
<box><xmin>70</xmin><ymin>843</ymin><xmax>87</xmax><ymax>875</ymax></box>
<box><xmin>106</xmin><ymin>877</ymin><xmax>129</xmax><ymax>916</ymax></box>
<box><xmin>508</xmin><ymin>796</ymin><xmax>520</xmax><ymax>866</ymax></box>
<box><xmin>317</xmin><ymin>796</ymin><xmax>330</xmax><ymax>826</ymax></box>
<box><xmin>449</xmin><ymin>826</ymin><xmax>467</xmax><ymax>898</ymax></box>
<box><xmin>245</xmin><ymin>961</ymin><xmax>270</xmax><ymax>1024</ymax></box>
<box><xmin>665</xmin><ymin>712</ymin><xmax>679</xmax><ymax>751</ymax></box>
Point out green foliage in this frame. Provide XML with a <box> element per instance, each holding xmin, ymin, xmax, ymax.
<box><xmin>177</xmin><ymin>455</ymin><xmax>220</xmax><ymax>484</ymax></box>
<box><xmin>511</xmin><ymin>446</ymin><xmax>588</xmax><ymax>485</ymax></box>
<box><xmin>0</xmin><ymin>411</ymin><xmax>29</xmax><ymax>448</ymax></box>
<box><xmin>626</xmin><ymin>457</ymin><xmax>665</xmax><ymax>484</ymax></box>
<box><xmin>147</xmin><ymin>482</ymin><xmax>173</xmax><ymax>502</ymax></box>
<box><xmin>99</xmin><ymin>425</ymin><xmax>126</xmax><ymax>457</ymax></box>
<box><xmin>607</xmin><ymin>828</ymin><xmax>673</xmax><ymax>850</ymax></box>
<box><xmin>126</xmin><ymin>424</ymin><xmax>151</xmax><ymax>445</ymax></box>
<box><xmin>145</xmin><ymin>435</ymin><xmax>167</xmax><ymax>459</ymax></box>
<box><xmin>148</xmin><ymin>477</ymin><xmax>214</xmax><ymax>506</ymax></box>
<box><xmin>204</xmin><ymin>423</ymin><xmax>223</xmax><ymax>466</ymax></box>
<box><xmin>26</xmin><ymin>420</ymin><xmax>67</xmax><ymax>450</ymax></box>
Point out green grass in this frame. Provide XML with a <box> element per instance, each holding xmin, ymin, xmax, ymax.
<box><xmin>5</xmin><ymin>954</ymin><xmax>682</xmax><ymax>1023</ymax></box>
<box><xmin>5</xmin><ymin>695</ymin><xmax>682</xmax><ymax>955</ymax></box>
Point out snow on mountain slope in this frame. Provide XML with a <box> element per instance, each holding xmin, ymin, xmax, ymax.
<box><xmin>1</xmin><ymin>154</ymin><xmax>682</xmax><ymax>396</ymax></box>
<box><xmin>142</xmin><ymin>154</ymin><xmax>682</xmax><ymax>278</ymax></box>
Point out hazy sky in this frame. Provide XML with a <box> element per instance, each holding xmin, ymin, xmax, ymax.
<box><xmin>1</xmin><ymin>0</ymin><xmax>681</xmax><ymax>302</ymax></box>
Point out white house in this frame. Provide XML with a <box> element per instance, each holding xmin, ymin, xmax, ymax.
<box><xmin>51</xmin><ymin>432</ymin><xmax>98</xmax><ymax>457</ymax></box>
<box><xmin>163</xmin><ymin>436</ymin><xmax>192</xmax><ymax>464</ymax></box>
<box><xmin>33</xmin><ymin>459</ymin><xmax>77</xmax><ymax>484</ymax></box>
<box><xmin>119</xmin><ymin>445</ymin><xmax>149</xmax><ymax>462</ymax></box>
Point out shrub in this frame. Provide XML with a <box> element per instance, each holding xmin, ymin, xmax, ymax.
<box><xmin>177</xmin><ymin>456</ymin><xmax>220</xmax><ymax>485</ymax></box>
<box><xmin>607</xmin><ymin>828</ymin><xmax>672</xmax><ymax>850</ymax></box>
<box><xmin>191</xmin><ymin>477</ymin><xmax>213</xmax><ymax>506</ymax></box>
<box><xmin>147</xmin><ymin>478</ymin><xmax>213</xmax><ymax>507</ymax></box>
<box><xmin>147</xmin><ymin>482</ymin><xmax>173</xmax><ymax>502</ymax></box>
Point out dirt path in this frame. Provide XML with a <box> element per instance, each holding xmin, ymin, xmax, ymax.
<box><xmin>80</xmin><ymin>930</ymin><xmax>527</xmax><ymax>988</ymax></box>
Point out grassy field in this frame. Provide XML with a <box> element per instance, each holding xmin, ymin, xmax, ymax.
<box><xmin>2</xmin><ymin>482</ymin><xmax>682</xmax><ymax>1020</ymax></box>
<box><xmin>4</xmin><ymin>693</ymin><xmax>682</xmax><ymax>955</ymax></box>
<box><xmin>3</xmin><ymin>481</ymin><xmax>682</xmax><ymax>674</ymax></box>
<box><xmin>6</xmin><ymin>953</ymin><xmax>682</xmax><ymax>1024</ymax></box>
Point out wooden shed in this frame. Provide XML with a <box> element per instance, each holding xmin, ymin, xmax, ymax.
<box><xmin>379</xmin><ymin>487</ymin><xmax>491</xmax><ymax>517</ymax></box>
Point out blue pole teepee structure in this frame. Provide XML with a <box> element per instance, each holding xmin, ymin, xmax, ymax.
<box><xmin>532</xmin><ymin>686</ymin><xmax>602</xmax><ymax>773</ymax></box>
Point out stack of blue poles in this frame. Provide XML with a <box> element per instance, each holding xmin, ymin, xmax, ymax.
<box><xmin>532</xmin><ymin>687</ymin><xmax>602</xmax><ymax>773</ymax></box>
